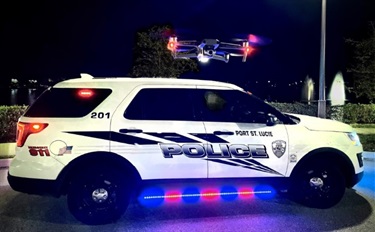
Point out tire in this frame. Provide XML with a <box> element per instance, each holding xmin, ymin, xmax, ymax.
<box><xmin>290</xmin><ymin>162</ymin><xmax>346</xmax><ymax>209</ymax></box>
<box><xmin>67</xmin><ymin>166</ymin><xmax>131</xmax><ymax>225</ymax></box>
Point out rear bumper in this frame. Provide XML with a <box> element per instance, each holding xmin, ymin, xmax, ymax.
<box><xmin>7</xmin><ymin>172</ymin><xmax>61</xmax><ymax>197</ymax></box>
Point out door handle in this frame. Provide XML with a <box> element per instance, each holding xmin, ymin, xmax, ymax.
<box><xmin>119</xmin><ymin>129</ymin><xmax>143</xmax><ymax>133</ymax></box>
<box><xmin>213</xmin><ymin>131</ymin><xmax>234</xmax><ymax>136</ymax></box>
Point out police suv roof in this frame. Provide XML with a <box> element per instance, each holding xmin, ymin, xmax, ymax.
<box><xmin>54</xmin><ymin>75</ymin><xmax>243</xmax><ymax>90</ymax></box>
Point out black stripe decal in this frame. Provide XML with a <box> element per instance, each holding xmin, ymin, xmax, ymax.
<box><xmin>65</xmin><ymin>131</ymin><xmax>159</xmax><ymax>145</ymax></box>
<box><xmin>206</xmin><ymin>158</ymin><xmax>282</xmax><ymax>176</ymax></box>
<box><xmin>229</xmin><ymin>159</ymin><xmax>282</xmax><ymax>175</ymax></box>
<box><xmin>189</xmin><ymin>133</ymin><xmax>229</xmax><ymax>143</ymax></box>
<box><xmin>145</xmin><ymin>132</ymin><xmax>200</xmax><ymax>143</ymax></box>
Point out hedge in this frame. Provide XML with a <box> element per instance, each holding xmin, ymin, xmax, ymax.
<box><xmin>342</xmin><ymin>103</ymin><xmax>375</xmax><ymax>124</ymax></box>
<box><xmin>269</xmin><ymin>102</ymin><xmax>375</xmax><ymax>124</ymax></box>
<box><xmin>268</xmin><ymin>102</ymin><xmax>320</xmax><ymax>117</ymax></box>
<box><xmin>0</xmin><ymin>105</ymin><xmax>28</xmax><ymax>143</ymax></box>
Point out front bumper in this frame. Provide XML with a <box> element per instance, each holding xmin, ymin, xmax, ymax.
<box><xmin>350</xmin><ymin>171</ymin><xmax>364</xmax><ymax>187</ymax></box>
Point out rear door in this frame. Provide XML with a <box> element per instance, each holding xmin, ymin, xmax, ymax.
<box><xmin>110</xmin><ymin>85</ymin><xmax>208</xmax><ymax>180</ymax></box>
<box><xmin>195</xmin><ymin>88</ymin><xmax>289</xmax><ymax>178</ymax></box>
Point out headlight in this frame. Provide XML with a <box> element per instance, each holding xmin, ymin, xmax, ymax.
<box><xmin>347</xmin><ymin>132</ymin><xmax>361</xmax><ymax>146</ymax></box>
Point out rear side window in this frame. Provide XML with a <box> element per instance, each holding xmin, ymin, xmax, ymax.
<box><xmin>124</xmin><ymin>88</ymin><xmax>196</xmax><ymax>121</ymax></box>
<box><xmin>24</xmin><ymin>88</ymin><xmax>112</xmax><ymax>117</ymax></box>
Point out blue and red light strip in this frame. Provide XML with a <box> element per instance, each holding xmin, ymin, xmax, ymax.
<box><xmin>138</xmin><ymin>185</ymin><xmax>276</xmax><ymax>206</ymax></box>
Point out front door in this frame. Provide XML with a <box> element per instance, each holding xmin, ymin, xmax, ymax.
<box><xmin>195</xmin><ymin>88</ymin><xmax>289</xmax><ymax>178</ymax></box>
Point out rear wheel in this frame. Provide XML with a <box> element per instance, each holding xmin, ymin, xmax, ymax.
<box><xmin>67</xmin><ymin>166</ymin><xmax>130</xmax><ymax>225</ymax></box>
<box><xmin>290</xmin><ymin>163</ymin><xmax>346</xmax><ymax>209</ymax></box>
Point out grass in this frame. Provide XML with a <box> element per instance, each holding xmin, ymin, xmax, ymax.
<box><xmin>351</xmin><ymin>124</ymin><xmax>375</xmax><ymax>129</ymax></box>
<box><xmin>0</xmin><ymin>154</ymin><xmax>14</xmax><ymax>159</ymax></box>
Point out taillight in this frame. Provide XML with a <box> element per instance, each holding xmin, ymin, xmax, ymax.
<box><xmin>16</xmin><ymin>122</ymin><xmax>48</xmax><ymax>147</ymax></box>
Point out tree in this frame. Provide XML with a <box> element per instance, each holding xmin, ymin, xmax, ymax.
<box><xmin>129</xmin><ymin>25</ymin><xmax>199</xmax><ymax>78</ymax></box>
<box><xmin>346</xmin><ymin>22</ymin><xmax>375</xmax><ymax>103</ymax></box>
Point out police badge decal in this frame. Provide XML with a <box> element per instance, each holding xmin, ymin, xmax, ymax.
<box><xmin>272</xmin><ymin>140</ymin><xmax>287</xmax><ymax>158</ymax></box>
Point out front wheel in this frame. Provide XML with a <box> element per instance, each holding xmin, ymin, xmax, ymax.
<box><xmin>290</xmin><ymin>163</ymin><xmax>346</xmax><ymax>209</ymax></box>
<box><xmin>67</xmin><ymin>166</ymin><xmax>130</xmax><ymax>225</ymax></box>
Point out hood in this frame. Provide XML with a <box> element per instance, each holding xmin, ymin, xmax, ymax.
<box><xmin>287</xmin><ymin>113</ymin><xmax>353</xmax><ymax>132</ymax></box>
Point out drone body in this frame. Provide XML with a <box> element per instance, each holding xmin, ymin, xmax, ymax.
<box><xmin>167</xmin><ymin>36</ymin><xmax>256</xmax><ymax>63</ymax></box>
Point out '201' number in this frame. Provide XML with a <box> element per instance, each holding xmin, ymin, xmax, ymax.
<box><xmin>91</xmin><ymin>112</ymin><xmax>110</xmax><ymax>119</ymax></box>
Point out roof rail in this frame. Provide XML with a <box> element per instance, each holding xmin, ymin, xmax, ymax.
<box><xmin>80</xmin><ymin>73</ymin><xmax>94</xmax><ymax>79</ymax></box>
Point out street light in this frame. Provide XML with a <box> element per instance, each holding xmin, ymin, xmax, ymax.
<box><xmin>318</xmin><ymin>0</ymin><xmax>326</xmax><ymax>118</ymax></box>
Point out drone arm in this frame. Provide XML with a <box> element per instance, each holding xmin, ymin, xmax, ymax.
<box><xmin>211</xmin><ymin>53</ymin><xmax>229</xmax><ymax>63</ymax></box>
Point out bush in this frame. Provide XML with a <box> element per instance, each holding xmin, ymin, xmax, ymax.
<box><xmin>343</xmin><ymin>103</ymin><xmax>375</xmax><ymax>124</ymax></box>
<box><xmin>0</xmin><ymin>105</ymin><xmax>28</xmax><ymax>143</ymax></box>
<box><xmin>329</xmin><ymin>105</ymin><xmax>344</xmax><ymax>122</ymax></box>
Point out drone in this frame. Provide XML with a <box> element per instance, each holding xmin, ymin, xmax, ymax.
<box><xmin>167</xmin><ymin>35</ymin><xmax>267</xmax><ymax>63</ymax></box>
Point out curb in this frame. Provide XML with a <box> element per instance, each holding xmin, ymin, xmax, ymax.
<box><xmin>0</xmin><ymin>158</ymin><xmax>12</xmax><ymax>169</ymax></box>
<box><xmin>0</xmin><ymin>152</ymin><xmax>374</xmax><ymax>168</ymax></box>
<box><xmin>363</xmin><ymin>151</ymin><xmax>375</xmax><ymax>160</ymax></box>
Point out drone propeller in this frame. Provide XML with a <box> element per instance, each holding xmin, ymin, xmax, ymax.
<box><xmin>177</xmin><ymin>40</ymin><xmax>199</xmax><ymax>46</ymax></box>
<box><xmin>175</xmin><ymin>48</ymin><xmax>196</xmax><ymax>52</ymax></box>
<box><xmin>232</xmin><ymin>34</ymin><xmax>272</xmax><ymax>46</ymax></box>
<box><xmin>220</xmin><ymin>41</ymin><xmax>242</xmax><ymax>49</ymax></box>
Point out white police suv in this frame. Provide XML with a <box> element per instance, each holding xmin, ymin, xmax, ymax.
<box><xmin>8</xmin><ymin>74</ymin><xmax>364</xmax><ymax>224</ymax></box>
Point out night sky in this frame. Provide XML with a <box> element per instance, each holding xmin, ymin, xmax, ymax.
<box><xmin>1</xmin><ymin>0</ymin><xmax>374</xmax><ymax>101</ymax></box>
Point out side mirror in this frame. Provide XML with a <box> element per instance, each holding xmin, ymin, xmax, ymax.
<box><xmin>266</xmin><ymin>114</ymin><xmax>277</xmax><ymax>126</ymax></box>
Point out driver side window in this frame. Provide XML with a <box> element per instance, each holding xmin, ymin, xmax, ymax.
<box><xmin>199</xmin><ymin>89</ymin><xmax>270</xmax><ymax>124</ymax></box>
